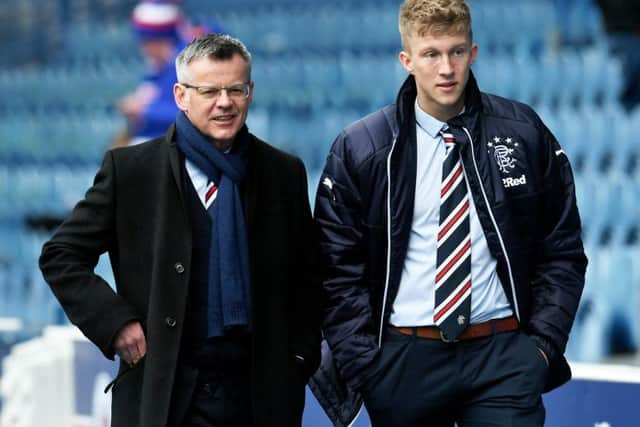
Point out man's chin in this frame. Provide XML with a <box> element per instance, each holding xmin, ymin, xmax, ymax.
<box><xmin>209</xmin><ymin>127</ymin><xmax>238</xmax><ymax>141</ymax></box>
<box><xmin>207</xmin><ymin>130</ymin><xmax>237</xmax><ymax>149</ymax></box>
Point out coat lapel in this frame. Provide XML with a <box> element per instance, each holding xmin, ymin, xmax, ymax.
<box><xmin>166</xmin><ymin>125</ymin><xmax>190</xmax><ymax>218</ymax></box>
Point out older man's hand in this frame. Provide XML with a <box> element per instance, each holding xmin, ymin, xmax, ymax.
<box><xmin>114</xmin><ymin>321</ymin><xmax>147</xmax><ymax>366</ymax></box>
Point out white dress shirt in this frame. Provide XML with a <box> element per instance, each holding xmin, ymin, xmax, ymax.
<box><xmin>185</xmin><ymin>159</ymin><xmax>217</xmax><ymax>209</ymax></box>
<box><xmin>389</xmin><ymin>100</ymin><xmax>513</xmax><ymax>326</ymax></box>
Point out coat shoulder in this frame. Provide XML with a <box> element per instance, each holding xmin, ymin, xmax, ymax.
<box><xmin>336</xmin><ymin>105</ymin><xmax>396</xmax><ymax>165</ymax></box>
<box><xmin>481</xmin><ymin>92</ymin><xmax>543</xmax><ymax>129</ymax></box>
<box><xmin>249</xmin><ymin>135</ymin><xmax>307</xmax><ymax>186</ymax></box>
<box><xmin>251</xmin><ymin>135</ymin><xmax>303</xmax><ymax>169</ymax></box>
<box><xmin>109</xmin><ymin>136</ymin><xmax>169</xmax><ymax>164</ymax></box>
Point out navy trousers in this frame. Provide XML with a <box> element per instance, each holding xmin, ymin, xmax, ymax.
<box><xmin>170</xmin><ymin>333</ymin><xmax>253</xmax><ymax>427</ymax></box>
<box><xmin>360</xmin><ymin>328</ymin><xmax>547</xmax><ymax>427</ymax></box>
<box><xmin>179</xmin><ymin>370</ymin><xmax>252</xmax><ymax>427</ymax></box>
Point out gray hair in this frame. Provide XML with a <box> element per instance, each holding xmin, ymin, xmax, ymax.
<box><xmin>175</xmin><ymin>33</ymin><xmax>252</xmax><ymax>83</ymax></box>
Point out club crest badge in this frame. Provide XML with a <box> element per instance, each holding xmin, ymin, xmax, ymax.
<box><xmin>487</xmin><ymin>136</ymin><xmax>518</xmax><ymax>174</ymax></box>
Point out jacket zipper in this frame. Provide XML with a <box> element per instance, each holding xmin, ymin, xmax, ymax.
<box><xmin>462</xmin><ymin>127</ymin><xmax>520</xmax><ymax>321</ymax></box>
<box><xmin>378</xmin><ymin>137</ymin><xmax>397</xmax><ymax>346</ymax></box>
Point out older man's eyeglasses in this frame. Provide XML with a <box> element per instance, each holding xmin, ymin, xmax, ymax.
<box><xmin>180</xmin><ymin>82</ymin><xmax>250</xmax><ymax>100</ymax></box>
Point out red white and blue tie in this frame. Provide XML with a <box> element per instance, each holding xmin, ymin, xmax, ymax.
<box><xmin>434</xmin><ymin>129</ymin><xmax>471</xmax><ymax>340</ymax></box>
<box><xmin>204</xmin><ymin>180</ymin><xmax>218</xmax><ymax>209</ymax></box>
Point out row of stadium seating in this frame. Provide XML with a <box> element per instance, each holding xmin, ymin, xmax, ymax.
<box><xmin>0</xmin><ymin>165</ymin><xmax>96</xmax><ymax>221</ymax></box>
<box><xmin>0</xmin><ymin>44</ymin><xmax>623</xmax><ymax>116</ymax></box>
<box><xmin>1</xmin><ymin>102</ymin><xmax>638</xmax><ymax>175</ymax></box>
<box><xmin>51</xmin><ymin>0</ymin><xmax>601</xmax><ymax>64</ymax></box>
<box><xmin>2</xmin><ymin>0</ymin><xmax>602</xmax><ymax>67</ymax></box>
<box><xmin>0</xmin><ymin>112</ymin><xmax>123</xmax><ymax>164</ymax></box>
<box><xmin>538</xmin><ymin>104</ymin><xmax>640</xmax><ymax>175</ymax></box>
<box><xmin>0</xmin><ymin>61</ymin><xmax>142</xmax><ymax>113</ymax></box>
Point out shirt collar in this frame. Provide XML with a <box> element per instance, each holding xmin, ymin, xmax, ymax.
<box><xmin>414</xmin><ymin>98</ymin><xmax>446</xmax><ymax>138</ymax></box>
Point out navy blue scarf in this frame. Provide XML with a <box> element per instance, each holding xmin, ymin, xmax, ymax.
<box><xmin>175</xmin><ymin>111</ymin><xmax>252</xmax><ymax>337</ymax></box>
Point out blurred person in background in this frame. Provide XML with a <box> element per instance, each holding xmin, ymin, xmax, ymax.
<box><xmin>311</xmin><ymin>0</ymin><xmax>587</xmax><ymax>426</ymax></box>
<box><xmin>114</xmin><ymin>0</ymin><xmax>223</xmax><ymax>147</ymax></box>
<box><xmin>40</xmin><ymin>33</ymin><xmax>322</xmax><ymax>427</ymax></box>
<box><xmin>596</xmin><ymin>0</ymin><xmax>640</xmax><ymax>111</ymax></box>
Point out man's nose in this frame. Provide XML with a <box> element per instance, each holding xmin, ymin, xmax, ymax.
<box><xmin>439</xmin><ymin>55</ymin><xmax>454</xmax><ymax>75</ymax></box>
<box><xmin>215</xmin><ymin>89</ymin><xmax>233</xmax><ymax>107</ymax></box>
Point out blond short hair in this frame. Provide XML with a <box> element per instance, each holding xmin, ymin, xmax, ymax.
<box><xmin>399</xmin><ymin>0</ymin><xmax>472</xmax><ymax>49</ymax></box>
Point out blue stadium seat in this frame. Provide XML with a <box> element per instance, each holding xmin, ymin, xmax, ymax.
<box><xmin>566</xmin><ymin>244</ymin><xmax>609</xmax><ymax>361</ymax></box>
<box><xmin>564</xmin><ymin>0</ymin><xmax>605</xmax><ymax>46</ymax></box>
<box><xmin>557</xmin><ymin>50</ymin><xmax>584</xmax><ymax>107</ymax></box>
<box><xmin>624</xmin><ymin>108</ymin><xmax>640</xmax><ymax>177</ymax></box>
<box><xmin>538</xmin><ymin>53</ymin><xmax>564</xmax><ymax>106</ymax></box>
<box><xmin>609</xmin><ymin>111</ymin><xmax>635</xmax><ymax>175</ymax></box>
<box><xmin>555</xmin><ymin>106</ymin><xmax>586</xmax><ymax>166</ymax></box>
<box><xmin>339</xmin><ymin>54</ymin><xmax>398</xmax><ymax>110</ymax></box>
<box><xmin>580</xmin><ymin>45</ymin><xmax>610</xmax><ymax>105</ymax></box>
<box><xmin>62</xmin><ymin>23</ymin><xmax>138</xmax><ymax>64</ymax></box>
<box><xmin>509</xmin><ymin>54</ymin><xmax>539</xmax><ymax>105</ymax></box>
<box><xmin>602</xmin><ymin>246</ymin><xmax>639</xmax><ymax>352</ymax></box>
<box><xmin>602</xmin><ymin>58</ymin><xmax>624</xmax><ymax>107</ymax></box>
<box><xmin>581</xmin><ymin>104</ymin><xmax>625</xmax><ymax>174</ymax></box>
<box><xmin>569</xmin><ymin>244</ymin><xmax>640</xmax><ymax>361</ymax></box>
<box><xmin>574</xmin><ymin>172</ymin><xmax>597</xmax><ymax>234</ymax></box>
<box><xmin>303</xmin><ymin>55</ymin><xmax>341</xmax><ymax>107</ymax></box>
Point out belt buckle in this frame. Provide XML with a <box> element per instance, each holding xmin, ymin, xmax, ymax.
<box><xmin>439</xmin><ymin>330</ymin><xmax>459</xmax><ymax>343</ymax></box>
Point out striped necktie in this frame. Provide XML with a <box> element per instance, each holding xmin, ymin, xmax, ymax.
<box><xmin>434</xmin><ymin>128</ymin><xmax>471</xmax><ymax>340</ymax></box>
<box><xmin>204</xmin><ymin>180</ymin><xmax>218</xmax><ymax>209</ymax></box>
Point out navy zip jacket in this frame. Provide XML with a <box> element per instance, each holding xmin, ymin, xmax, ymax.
<box><xmin>310</xmin><ymin>72</ymin><xmax>587</xmax><ymax>426</ymax></box>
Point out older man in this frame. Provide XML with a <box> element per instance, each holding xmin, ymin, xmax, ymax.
<box><xmin>40</xmin><ymin>34</ymin><xmax>322</xmax><ymax>427</ymax></box>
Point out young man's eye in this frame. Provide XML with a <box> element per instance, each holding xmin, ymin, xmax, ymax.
<box><xmin>454</xmin><ymin>47</ymin><xmax>469</xmax><ymax>57</ymax></box>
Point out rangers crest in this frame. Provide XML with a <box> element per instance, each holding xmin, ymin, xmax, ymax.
<box><xmin>487</xmin><ymin>136</ymin><xmax>518</xmax><ymax>174</ymax></box>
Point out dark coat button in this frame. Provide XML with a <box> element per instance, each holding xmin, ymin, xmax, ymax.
<box><xmin>165</xmin><ymin>317</ymin><xmax>177</xmax><ymax>327</ymax></box>
<box><xmin>174</xmin><ymin>262</ymin><xmax>185</xmax><ymax>274</ymax></box>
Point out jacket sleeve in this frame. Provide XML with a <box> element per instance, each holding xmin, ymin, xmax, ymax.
<box><xmin>288</xmin><ymin>158</ymin><xmax>324</xmax><ymax>380</ymax></box>
<box><xmin>527</xmin><ymin>122</ymin><xmax>588</xmax><ymax>363</ymax></box>
<box><xmin>314</xmin><ymin>132</ymin><xmax>379</xmax><ymax>390</ymax></box>
<box><xmin>39</xmin><ymin>151</ymin><xmax>140</xmax><ymax>360</ymax></box>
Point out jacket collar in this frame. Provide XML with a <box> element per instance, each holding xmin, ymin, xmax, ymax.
<box><xmin>395</xmin><ymin>71</ymin><xmax>483</xmax><ymax>133</ymax></box>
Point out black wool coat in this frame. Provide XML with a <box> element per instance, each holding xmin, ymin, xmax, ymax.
<box><xmin>39</xmin><ymin>126</ymin><xmax>323</xmax><ymax>427</ymax></box>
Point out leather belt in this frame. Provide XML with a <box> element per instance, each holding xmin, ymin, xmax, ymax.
<box><xmin>391</xmin><ymin>316</ymin><xmax>519</xmax><ymax>342</ymax></box>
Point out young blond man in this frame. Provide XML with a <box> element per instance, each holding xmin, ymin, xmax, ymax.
<box><xmin>311</xmin><ymin>1</ymin><xmax>587</xmax><ymax>425</ymax></box>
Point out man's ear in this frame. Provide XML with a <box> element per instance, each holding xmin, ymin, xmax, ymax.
<box><xmin>173</xmin><ymin>83</ymin><xmax>188</xmax><ymax>111</ymax></box>
<box><xmin>247</xmin><ymin>80</ymin><xmax>255</xmax><ymax>104</ymax></box>
<box><xmin>469</xmin><ymin>43</ymin><xmax>479</xmax><ymax>66</ymax></box>
<box><xmin>399</xmin><ymin>50</ymin><xmax>413</xmax><ymax>74</ymax></box>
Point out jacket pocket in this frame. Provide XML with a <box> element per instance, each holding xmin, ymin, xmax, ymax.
<box><xmin>110</xmin><ymin>359</ymin><xmax>144</xmax><ymax>424</ymax></box>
